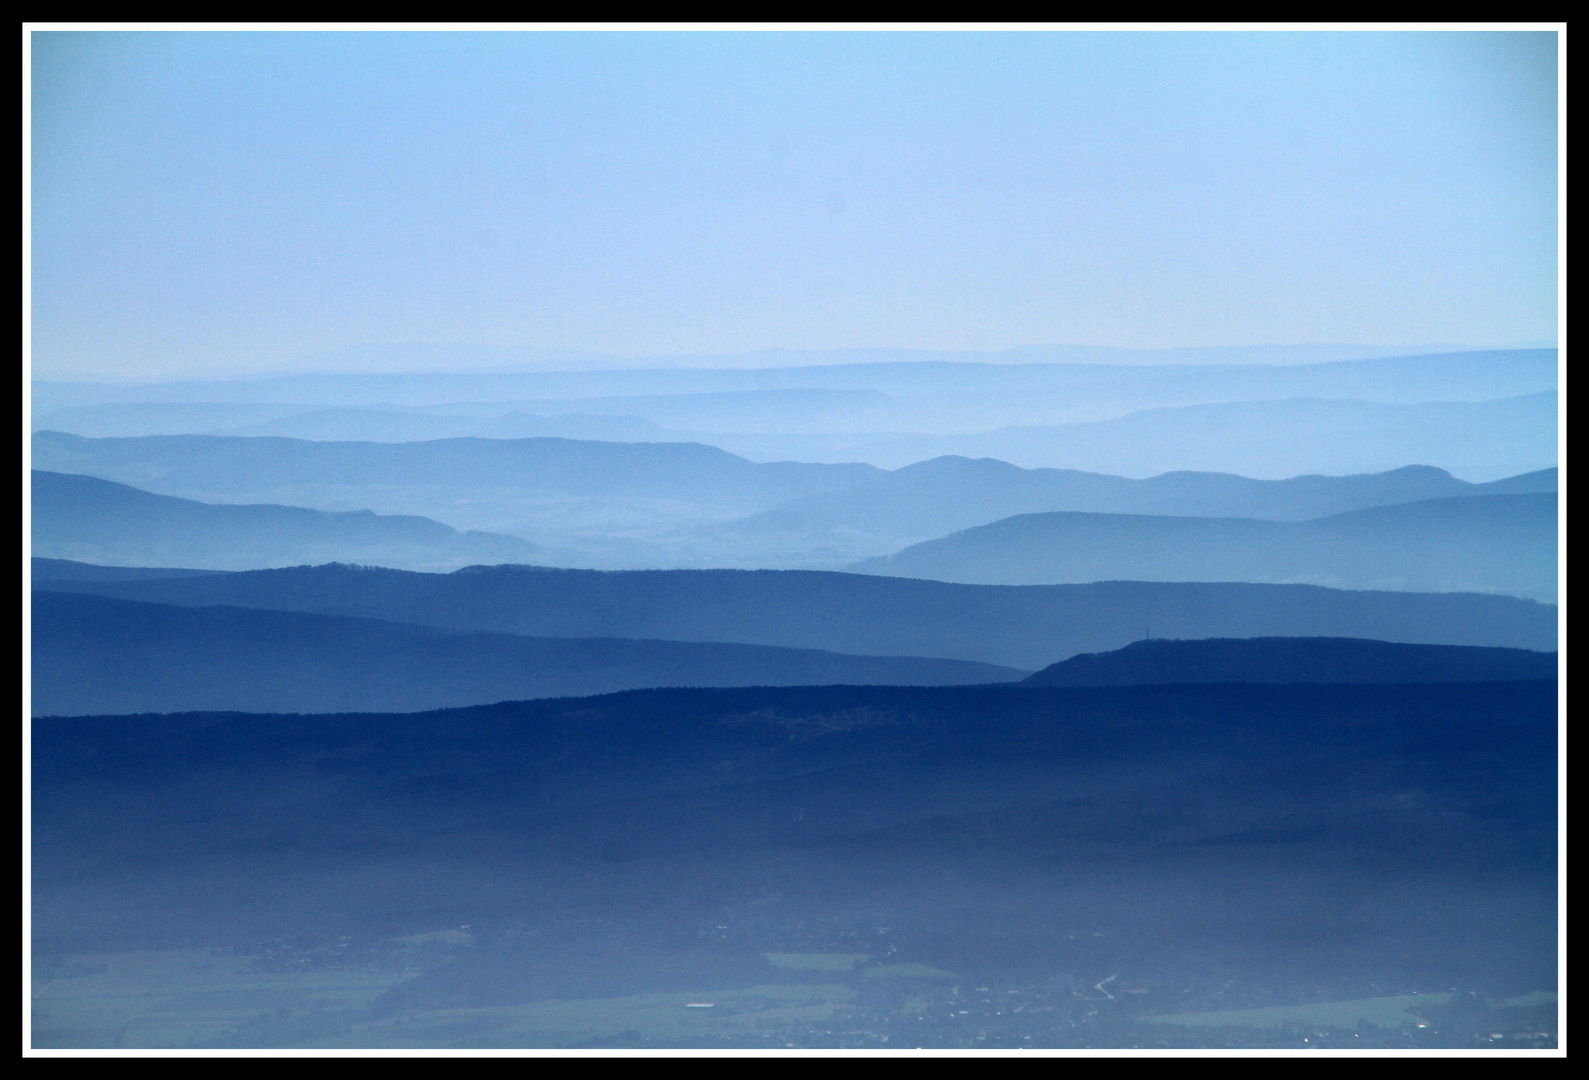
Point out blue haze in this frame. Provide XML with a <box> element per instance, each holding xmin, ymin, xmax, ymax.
<box><xmin>32</xmin><ymin>31</ymin><xmax>1557</xmax><ymax>379</ymax></box>
<box><xmin>27</xmin><ymin>30</ymin><xmax>1561</xmax><ymax>1051</ymax></box>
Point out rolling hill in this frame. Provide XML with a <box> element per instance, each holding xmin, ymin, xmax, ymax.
<box><xmin>730</xmin><ymin>458</ymin><xmax>1555</xmax><ymax>551</ymax></box>
<box><xmin>34</xmin><ymin>347</ymin><xmax>1556</xmax><ymax>417</ymax></box>
<box><xmin>31</xmin><ymin>557</ymin><xmax>226</xmax><ymax>584</ymax></box>
<box><xmin>31</xmin><ymin>590</ymin><xmax>1024</xmax><ymax>717</ymax></box>
<box><xmin>1021</xmin><ymin>637</ymin><xmax>1556</xmax><ymax>687</ymax></box>
<box><xmin>31</xmin><ymin>470</ymin><xmax>546</xmax><ymax>573</ymax></box>
<box><xmin>36</xmin><ymin>560</ymin><xmax>1558</xmax><ymax>671</ymax></box>
<box><xmin>29</xmin><ymin>431</ymin><xmax>883</xmax><ymax>515</ymax></box>
<box><xmin>32</xmin><ymin>679</ymin><xmax>1556</xmax><ymax>1047</ymax></box>
<box><xmin>30</xmin><ymin>431</ymin><xmax>888</xmax><ymax>561</ymax></box>
<box><xmin>830</xmin><ymin>392</ymin><xmax>1557</xmax><ymax>477</ymax></box>
<box><xmin>852</xmin><ymin>494</ymin><xmax>1557</xmax><ymax>602</ymax></box>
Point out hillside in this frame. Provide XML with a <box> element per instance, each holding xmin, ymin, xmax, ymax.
<box><xmin>730</xmin><ymin>459</ymin><xmax>1555</xmax><ymax>551</ymax></box>
<box><xmin>32</xmin><ymin>591</ymin><xmax>1023</xmax><ymax>716</ymax></box>
<box><xmin>853</xmin><ymin>494</ymin><xmax>1557</xmax><ymax>602</ymax></box>
<box><xmin>31</xmin><ymin>471</ymin><xmax>546</xmax><ymax>573</ymax></box>
<box><xmin>31</xmin><ymin>557</ymin><xmax>225</xmax><ymax>584</ymax></box>
<box><xmin>37</xmin><ymin>560</ymin><xmax>1558</xmax><ymax>671</ymax></box>
<box><xmin>30</xmin><ymin>431</ymin><xmax>888</xmax><ymax>565</ymax></box>
<box><xmin>33</xmin><ymin>680</ymin><xmax>1556</xmax><ymax>1047</ymax></box>
<box><xmin>1022</xmin><ymin>637</ymin><xmax>1556</xmax><ymax>687</ymax></box>
<box><xmin>29</xmin><ymin>431</ymin><xmax>883</xmax><ymax>516</ymax></box>
<box><xmin>830</xmin><ymin>392</ymin><xmax>1557</xmax><ymax>476</ymax></box>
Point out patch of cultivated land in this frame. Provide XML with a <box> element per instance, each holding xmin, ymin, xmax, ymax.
<box><xmin>31</xmin><ymin>949</ymin><xmax>410</xmax><ymax>1049</ymax></box>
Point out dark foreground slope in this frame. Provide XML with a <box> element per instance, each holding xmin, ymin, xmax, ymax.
<box><xmin>1023</xmin><ymin>637</ymin><xmax>1557</xmax><ymax>687</ymax></box>
<box><xmin>31</xmin><ymin>471</ymin><xmax>544</xmax><ymax>573</ymax></box>
<box><xmin>854</xmin><ymin>494</ymin><xmax>1557</xmax><ymax>602</ymax></box>
<box><xmin>32</xmin><ymin>681</ymin><xmax>1556</xmax><ymax>1049</ymax></box>
<box><xmin>39</xmin><ymin>561</ymin><xmax>1557</xmax><ymax>670</ymax></box>
<box><xmin>31</xmin><ymin>591</ymin><xmax>1023</xmax><ymax>716</ymax></box>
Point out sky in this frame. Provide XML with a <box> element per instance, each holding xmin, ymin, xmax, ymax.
<box><xmin>29</xmin><ymin>29</ymin><xmax>1560</xmax><ymax>380</ymax></box>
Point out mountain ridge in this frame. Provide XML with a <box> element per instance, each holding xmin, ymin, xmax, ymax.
<box><xmin>852</xmin><ymin>493</ymin><xmax>1556</xmax><ymax>602</ymax></box>
<box><xmin>731</xmin><ymin>459</ymin><xmax>1556</xmax><ymax>547</ymax></box>
<box><xmin>34</xmin><ymin>347</ymin><xmax>1556</xmax><ymax>410</ymax></box>
<box><xmin>37</xmin><ymin>560</ymin><xmax>1558</xmax><ymax>671</ymax></box>
<box><xmin>32</xmin><ymin>590</ymin><xmax>1024</xmax><ymax>717</ymax></box>
<box><xmin>1021</xmin><ymin>636</ymin><xmax>1556</xmax><ymax>687</ymax></box>
<box><xmin>31</xmin><ymin>470</ymin><xmax>552</xmax><ymax>573</ymax></box>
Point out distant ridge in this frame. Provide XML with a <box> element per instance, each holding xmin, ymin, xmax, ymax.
<box><xmin>31</xmin><ymin>557</ymin><xmax>225</xmax><ymax>583</ymax></box>
<box><xmin>833</xmin><ymin>392</ymin><xmax>1557</xmax><ymax>476</ymax></box>
<box><xmin>30</xmin><ymin>470</ymin><xmax>546</xmax><ymax>573</ymax></box>
<box><xmin>32</xmin><ymin>590</ymin><xmax>1026</xmax><ymax>717</ymax></box>
<box><xmin>29</xmin><ymin>431</ymin><xmax>883</xmax><ymax>511</ymax></box>
<box><xmin>34</xmin><ymin>347</ymin><xmax>1556</xmax><ymax>411</ymax></box>
<box><xmin>36</xmin><ymin>561</ymin><xmax>1558</xmax><ymax>671</ymax></box>
<box><xmin>734</xmin><ymin>460</ymin><xmax>1557</xmax><ymax>545</ymax></box>
<box><xmin>1022</xmin><ymin>637</ymin><xmax>1556</xmax><ymax>687</ymax></box>
<box><xmin>852</xmin><ymin>494</ymin><xmax>1557</xmax><ymax>602</ymax></box>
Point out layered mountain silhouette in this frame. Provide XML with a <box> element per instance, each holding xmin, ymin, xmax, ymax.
<box><xmin>32</xmin><ymin>590</ymin><xmax>1023</xmax><ymax>716</ymax></box>
<box><xmin>38</xmin><ymin>560</ymin><xmax>1557</xmax><ymax>671</ymax></box>
<box><xmin>32</xmin><ymin>401</ymin><xmax>313</xmax><ymax>438</ymax></box>
<box><xmin>441</xmin><ymin>388</ymin><xmax>904</xmax><ymax>433</ymax></box>
<box><xmin>853</xmin><ymin>494</ymin><xmax>1556</xmax><ymax>602</ymax></box>
<box><xmin>35</xmin><ymin>348</ymin><xmax>1556</xmax><ymax>419</ymax></box>
<box><xmin>29</xmin><ymin>431</ymin><xmax>882</xmax><ymax>515</ymax></box>
<box><xmin>32</xmin><ymin>557</ymin><xmax>225</xmax><ymax>583</ymax></box>
<box><xmin>193</xmin><ymin>390</ymin><xmax>901</xmax><ymax>443</ymax></box>
<box><xmin>1022</xmin><ymin>637</ymin><xmax>1556</xmax><ymax>687</ymax></box>
<box><xmin>222</xmin><ymin>409</ymin><xmax>677</xmax><ymax>443</ymax></box>
<box><xmin>34</xmin><ymin>351</ymin><xmax>1556</xmax><ymax>482</ymax></box>
<box><xmin>830</xmin><ymin>393</ymin><xmax>1556</xmax><ymax>476</ymax></box>
<box><xmin>731</xmin><ymin>458</ymin><xmax>1555</xmax><ymax>547</ymax></box>
<box><xmin>30</xmin><ymin>401</ymin><xmax>768</xmax><ymax>444</ymax></box>
<box><xmin>31</xmin><ymin>470</ymin><xmax>546</xmax><ymax>572</ymax></box>
<box><xmin>30</xmin><ymin>431</ymin><xmax>888</xmax><ymax>561</ymax></box>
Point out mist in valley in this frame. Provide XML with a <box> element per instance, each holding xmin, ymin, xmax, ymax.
<box><xmin>27</xmin><ymin>28</ymin><xmax>1560</xmax><ymax>1054</ymax></box>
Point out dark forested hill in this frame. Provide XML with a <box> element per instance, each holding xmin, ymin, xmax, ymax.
<box><xmin>1022</xmin><ymin>636</ymin><xmax>1556</xmax><ymax>687</ymax></box>
<box><xmin>37</xmin><ymin>560</ymin><xmax>1558</xmax><ymax>671</ymax></box>
<box><xmin>32</xmin><ymin>679</ymin><xmax>1556</xmax><ymax>1045</ymax></box>
<box><xmin>31</xmin><ymin>590</ymin><xmax>1024</xmax><ymax>716</ymax></box>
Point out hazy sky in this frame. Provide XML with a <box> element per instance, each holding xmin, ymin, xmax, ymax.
<box><xmin>30</xmin><ymin>29</ymin><xmax>1559</xmax><ymax>379</ymax></box>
